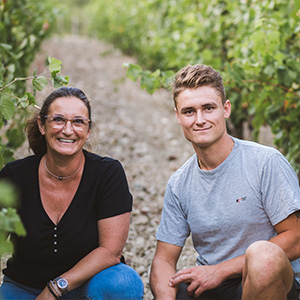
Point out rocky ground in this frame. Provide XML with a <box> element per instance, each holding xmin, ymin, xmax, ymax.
<box><xmin>2</xmin><ymin>35</ymin><xmax>198</xmax><ymax>299</ymax></box>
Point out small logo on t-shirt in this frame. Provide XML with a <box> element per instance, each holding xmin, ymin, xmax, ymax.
<box><xmin>236</xmin><ymin>196</ymin><xmax>247</xmax><ymax>203</ymax></box>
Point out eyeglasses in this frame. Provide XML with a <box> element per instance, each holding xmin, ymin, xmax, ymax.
<box><xmin>44</xmin><ymin>114</ymin><xmax>91</xmax><ymax>132</ymax></box>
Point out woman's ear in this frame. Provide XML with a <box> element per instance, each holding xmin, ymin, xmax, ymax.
<box><xmin>37</xmin><ymin>117</ymin><xmax>46</xmax><ymax>135</ymax></box>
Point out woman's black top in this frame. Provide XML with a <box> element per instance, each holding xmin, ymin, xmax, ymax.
<box><xmin>0</xmin><ymin>150</ymin><xmax>132</xmax><ymax>289</ymax></box>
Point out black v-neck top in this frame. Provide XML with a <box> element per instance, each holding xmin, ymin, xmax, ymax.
<box><xmin>0</xmin><ymin>150</ymin><xmax>132</xmax><ymax>289</ymax></box>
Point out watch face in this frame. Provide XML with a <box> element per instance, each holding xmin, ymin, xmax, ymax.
<box><xmin>57</xmin><ymin>278</ymin><xmax>68</xmax><ymax>289</ymax></box>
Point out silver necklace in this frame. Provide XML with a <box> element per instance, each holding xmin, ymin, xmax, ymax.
<box><xmin>44</xmin><ymin>157</ymin><xmax>82</xmax><ymax>180</ymax></box>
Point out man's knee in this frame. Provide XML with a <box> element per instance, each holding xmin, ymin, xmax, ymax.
<box><xmin>243</xmin><ymin>241</ymin><xmax>293</xmax><ymax>292</ymax></box>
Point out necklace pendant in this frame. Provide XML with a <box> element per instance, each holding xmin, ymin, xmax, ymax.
<box><xmin>59</xmin><ymin>176</ymin><xmax>63</xmax><ymax>180</ymax></box>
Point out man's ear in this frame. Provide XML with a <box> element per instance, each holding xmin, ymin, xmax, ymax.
<box><xmin>37</xmin><ymin>117</ymin><xmax>46</xmax><ymax>135</ymax></box>
<box><xmin>224</xmin><ymin>100</ymin><xmax>231</xmax><ymax>119</ymax></box>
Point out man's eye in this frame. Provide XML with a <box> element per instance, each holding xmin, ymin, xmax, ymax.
<box><xmin>205</xmin><ymin>107</ymin><xmax>214</xmax><ymax>111</ymax></box>
<box><xmin>183</xmin><ymin>110</ymin><xmax>193</xmax><ymax>114</ymax></box>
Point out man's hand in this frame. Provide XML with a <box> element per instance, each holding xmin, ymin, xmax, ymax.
<box><xmin>169</xmin><ymin>265</ymin><xmax>224</xmax><ymax>298</ymax></box>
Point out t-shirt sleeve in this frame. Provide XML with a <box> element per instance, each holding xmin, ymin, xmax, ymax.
<box><xmin>156</xmin><ymin>181</ymin><xmax>190</xmax><ymax>247</ymax></box>
<box><xmin>95</xmin><ymin>160</ymin><xmax>132</xmax><ymax>220</ymax></box>
<box><xmin>261</xmin><ymin>152</ymin><xmax>300</xmax><ymax>226</ymax></box>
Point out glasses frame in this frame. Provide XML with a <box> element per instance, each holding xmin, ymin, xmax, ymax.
<box><xmin>44</xmin><ymin>114</ymin><xmax>91</xmax><ymax>132</ymax></box>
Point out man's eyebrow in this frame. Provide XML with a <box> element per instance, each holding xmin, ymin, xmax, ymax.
<box><xmin>202</xmin><ymin>102</ymin><xmax>217</xmax><ymax>107</ymax></box>
<box><xmin>180</xmin><ymin>102</ymin><xmax>217</xmax><ymax>112</ymax></box>
<box><xmin>180</xmin><ymin>106</ymin><xmax>195</xmax><ymax>113</ymax></box>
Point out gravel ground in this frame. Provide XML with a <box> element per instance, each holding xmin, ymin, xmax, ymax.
<box><xmin>1</xmin><ymin>35</ymin><xmax>197</xmax><ymax>299</ymax></box>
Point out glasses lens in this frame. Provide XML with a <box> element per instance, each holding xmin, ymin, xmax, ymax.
<box><xmin>50</xmin><ymin>115</ymin><xmax>66</xmax><ymax>129</ymax></box>
<box><xmin>71</xmin><ymin>117</ymin><xmax>89</xmax><ymax>131</ymax></box>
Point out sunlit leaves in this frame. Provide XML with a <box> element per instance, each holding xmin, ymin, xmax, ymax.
<box><xmin>32</xmin><ymin>76</ymin><xmax>48</xmax><ymax>91</ymax></box>
<box><xmin>90</xmin><ymin>0</ymin><xmax>300</xmax><ymax>177</ymax></box>
<box><xmin>125</xmin><ymin>63</ymin><xmax>174</xmax><ymax>94</ymax></box>
<box><xmin>48</xmin><ymin>56</ymin><xmax>62</xmax><ymax>73</ymax></box>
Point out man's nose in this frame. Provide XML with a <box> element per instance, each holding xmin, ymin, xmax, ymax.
<box><xmin>195</xmin><ymin>111</ymin><xmax>206</xmax><ymax>125</ymax></box>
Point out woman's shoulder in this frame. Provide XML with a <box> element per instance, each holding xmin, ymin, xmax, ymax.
<box><xmin>84</xmin><ymin>149</ymin><xmax>119</xmax><ymax>163</ymax></box>
<box><xmin>83</xmin><ymin>150</ymin><xmax>123</xmax><ymax>170</ymax></box>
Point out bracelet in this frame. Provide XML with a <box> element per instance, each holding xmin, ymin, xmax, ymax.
<box><xmin>47</xmin><ymin>281</ymin><xmax>61</xmax><ymax>300</ymax></box>
<box><xmin>50</xmin><ymin>280</ymin><xmax>63</xmax><ymax>298</ymax></box>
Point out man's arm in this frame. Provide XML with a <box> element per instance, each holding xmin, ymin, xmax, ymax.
<box><xmin>169</xmin><ymin>211</ymin><xmax>300</xmax><ymax>299</ymax></box>
<box><xmin>150</xmin><ymin>241</ymin><xmax>183</xmax><ymax>300</ymax></box>
<box><xmin>270</xmin><ymin>210</ymin><xmax>300</xmax><ymax>261</ymax></box>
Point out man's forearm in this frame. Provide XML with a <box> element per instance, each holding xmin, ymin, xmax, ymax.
<box><xmin>150</xmin><ymin>258</ymin><xmax>178</xmax><ymax>300</ymax></box>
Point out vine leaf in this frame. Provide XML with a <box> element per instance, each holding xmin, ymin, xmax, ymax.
<box><xmin>0</xmin><ymin>95</ymin><xmax>15</xmax><ymax>120</ymax></box>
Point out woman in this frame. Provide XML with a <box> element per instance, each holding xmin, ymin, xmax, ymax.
<box><xmin>0</xmin><ymin>87</ymin><xmax>144</xmax><ymax>300</ymax></box>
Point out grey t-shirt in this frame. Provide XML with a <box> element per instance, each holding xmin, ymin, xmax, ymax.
<box><xmin>156</xmin><ymin>137</ymin><xmax>300</xmax><ymax>278</ymax></box>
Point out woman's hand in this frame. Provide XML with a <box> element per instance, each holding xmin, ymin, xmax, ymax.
<box><xmin>35</xmin><ymin>286</ymin><xmax>57</xmax><ymax>300</ymax></box>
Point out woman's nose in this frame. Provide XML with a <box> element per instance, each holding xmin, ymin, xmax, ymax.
<box><xmin>62</xmin><ymin>120</ymin><xmax>74</xmax><ymax>133</ymax></box>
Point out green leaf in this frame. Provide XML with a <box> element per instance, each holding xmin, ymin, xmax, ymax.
<box><xmin>51</xmin><ymin>75</ymin><xmax>69</xmax><ymax>88</ymax></box>
<box><xmin>6</xmin><ymin>127</ymin><xmax>26</xmax><ymax>149</ymax></box>
<box><xmin>126</xmin><ymin>63</ymin><xmax>142</xmax><ymax>81</ymax></box>
<box><xmin>32</xmin><ymin>76</ymin><xmax>48</xmax><ymax>91</ymax></box>
<box><xmin>2</xmin><ymin>149</ymin><xmax>14</xmax><ymax>164</ymax></box>
<box><xmin>0</xmin><ymin>95</ymin><xmax>15</xmax><ymax>120</ymax></box>
<box><xmin>0</xmin><ymin>231</ymin><xmax>13</xmax><ymax>255</ymax></box>
<box><xmin>263</xmin><ymin>64</ymin><xmax>276</xmax><ymax>77</ymax></box>
<box><xmin>24</xmin><ymin>92</ymin><xmax>36</xmax><ymax>105</ymax></box>
<box><xmin>0</xmin><ymin>207</ymin><xmax>26</xmax><ymax>236</ymax></box>
<box><xmin>48</xmin><ymin>57</ymin><xmax>62</xmax><ymax>73</ymax></box>
<box><xmin>18</xmin><ymin>94</ymin><xmax>29</xmax><ymax>108</ymax></box>
<box><xmin>0</xmin><ymin>43</ymin><xmax>12</xmax><ymax>51</ymax></box>
<box><xmin>140</xmin><ymin>71</ymin><xmax>161</xmax><ymax>94</ymax></box>
<box><xmin>0</xmin><ymin>181</ymin><xmax>17</xmax><ymax>208</ymax></box>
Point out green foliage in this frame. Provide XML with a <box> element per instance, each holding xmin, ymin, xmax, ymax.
<box><xmin>124</xmin><ymin>63</ymin><xmax>174</xmax><ymax>94</ymax></box>
<box><xmin>0</xmin><ymin>181</ymin><xmax>26</xmax><ymax>255</ymax></box>
<box><xmin>87</xmin><ymin>0</ymin><xmax>300</xmax><ymax>178</ymax></box>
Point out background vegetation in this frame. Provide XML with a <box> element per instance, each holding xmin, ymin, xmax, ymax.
<box><xmin>86</xmin><ymin>0</ymin><xmax>300</xmax><ymax>178</ymax></box>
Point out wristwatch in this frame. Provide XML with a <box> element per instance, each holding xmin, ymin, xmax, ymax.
<box><xmin>54</xmin><ymin>277</ymin><xmax>69</xmax><ymax>296</ymax></box>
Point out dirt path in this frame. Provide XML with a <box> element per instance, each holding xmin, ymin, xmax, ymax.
<box><xmin>26</xmin><ymin>35</ymin><xmax>196</xmax><ymax>299</ymax></box>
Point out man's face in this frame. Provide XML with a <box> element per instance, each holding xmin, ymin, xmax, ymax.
<box><xmin>175</xmin><ymin>86</ymin><xmax>231</xmax><ymax>149</ymax></box>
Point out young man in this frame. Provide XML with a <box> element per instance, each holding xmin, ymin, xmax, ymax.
<box><xmin>150</xmin><ymin>64</ymin><xmax>300</xmax><ymax>300</ymax></box>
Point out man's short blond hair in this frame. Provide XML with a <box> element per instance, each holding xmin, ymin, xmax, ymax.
<box><xmin>172</xmin><ymin>64</ymin><xmax>226</xmax><ymax>107</ymax></box>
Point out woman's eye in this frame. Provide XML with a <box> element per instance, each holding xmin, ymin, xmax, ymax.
<box><xmin>53</xmin><ymin>116</ymin><xmax>64</xmax><ymax>123</ymax></box>
<box><xmin>73</xmin><ymin>118</ymin><xmax>85</xmax><ymax>125</ymax></box>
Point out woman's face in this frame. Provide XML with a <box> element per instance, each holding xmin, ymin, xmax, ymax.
<box><xmin>38</xmin><ymin>96</ymin><xmax>91</xmax><ymax>158</ymax></box>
